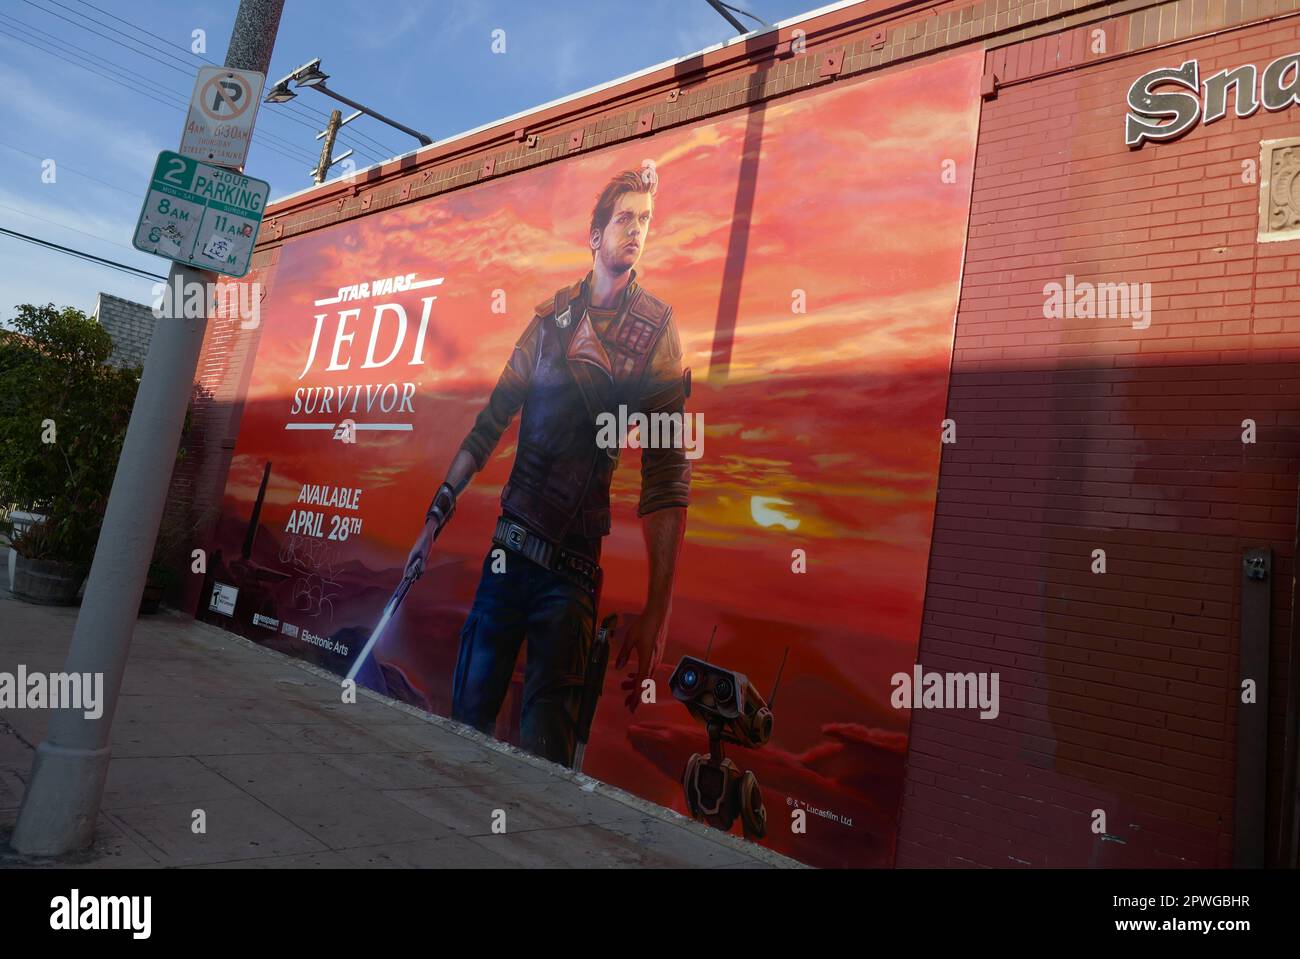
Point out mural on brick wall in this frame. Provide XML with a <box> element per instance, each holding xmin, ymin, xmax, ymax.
<box><xmin>198</xmin><ymin>48</ymin><xmax>983</xmax><ymax>867</ymax></box>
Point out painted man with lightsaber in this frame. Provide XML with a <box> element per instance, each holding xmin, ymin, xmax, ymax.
<box><xmin>404</xmin><ymin>167</ymin><xmax>692</xmax><ymax>766</ymax></box>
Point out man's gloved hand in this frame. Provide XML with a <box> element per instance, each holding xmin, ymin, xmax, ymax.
<box><xmin>405</xmin><ymin>483</ymin><xmax>457</xmax><ymax>579</ymax></box>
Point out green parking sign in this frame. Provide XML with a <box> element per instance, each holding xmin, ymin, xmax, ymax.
<box><xmin>132</xmin><ymin>150</ymin><xmax>268</xmax><ymax>278</ymax></box>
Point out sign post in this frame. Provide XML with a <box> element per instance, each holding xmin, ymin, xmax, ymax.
<box><xmin>10</xmin><ymin>0</ymin><xmax>285</xmax><ymax>858</ymax></box>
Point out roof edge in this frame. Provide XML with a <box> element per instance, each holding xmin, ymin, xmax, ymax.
<box><xmin>263</xmin><ymin>0</ymin><xmax>927</xmax><ymax>214</ymax></box>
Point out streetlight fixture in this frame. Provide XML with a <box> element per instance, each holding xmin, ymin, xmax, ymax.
<box><xmin>294</xmin><ymin>60</ymin><xmax>329</xmax><ymax>87</ymax></box>
<box><xmin>264</xmin><ymin>79</ymin><xmax>295</xmax><ymax>103</ymax></box>
<box><xmin>266</xmin><ymin>58</ymin><xmax>432</xmax><ymax>147</ymax></box>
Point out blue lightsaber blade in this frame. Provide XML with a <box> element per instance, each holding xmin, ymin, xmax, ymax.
<box><xmin>345</xmin><ymin>573</ymin><xmax>417</xmax><ymax>683</ymax></box>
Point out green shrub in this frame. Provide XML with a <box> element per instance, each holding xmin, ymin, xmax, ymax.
<box><xmin>0</xmin><ymin>304</ymin><xmax>141</xmax><ymax>564</ymax></box>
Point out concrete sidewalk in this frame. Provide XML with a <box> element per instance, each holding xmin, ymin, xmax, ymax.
<box><xmin>0</xmin><ymin>579</ymin><xmax>795</xmax><ymax>869</ymax></box>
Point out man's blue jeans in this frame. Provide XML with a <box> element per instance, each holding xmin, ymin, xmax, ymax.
<box><xmin>451</xmin><ymin>548</ymin><xmax>596</xmax><ymax>765</ymax></box>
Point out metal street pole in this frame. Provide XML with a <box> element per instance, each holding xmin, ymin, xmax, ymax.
<box><xmin>705</xmin><ymin>0</ymin><xmax>748</xmax><ymax>33</ymax></box>
<box><xmin>11</xmin><ymin>0</ymin><xmax>285</xmax><ymax>857</ymax></box>
<box><xmin>312</xmin><ymin>83</ymin><xmax>432</xmax><ymax>146</ymax></box>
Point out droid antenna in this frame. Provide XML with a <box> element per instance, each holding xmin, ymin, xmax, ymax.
<box><xmin>703</xmin><ymin>625</ymin><xmax>717</xmax><ymax>662</ymax></box>
<box><xmin>768</xmin><ymin>646</ymin><xmax>790</xmax><ymax>708</ymax></box>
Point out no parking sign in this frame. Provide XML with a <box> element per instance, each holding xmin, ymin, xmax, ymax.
<box><xmin>180</xmin><ymin>66</ymin><xmax>265</xmax><ymax>168</ymax></box>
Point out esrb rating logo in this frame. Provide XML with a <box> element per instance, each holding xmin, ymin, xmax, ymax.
<box><xmin>208</xmin><ymin>582</ymin><xmax>238</xmax><ymax>617</ymax></box>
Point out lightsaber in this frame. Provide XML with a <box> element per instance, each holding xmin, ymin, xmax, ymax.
<box><xmin>345</xmin><ymin>573</ymin><xmax>417</xmax><ymax>683</ymax></box>
<box><xmin>347</xmin><ymin>484</ymin><xmax>453</xmax><ymax>684</ymax></box>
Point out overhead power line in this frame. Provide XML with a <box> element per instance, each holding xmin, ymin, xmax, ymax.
<box><xmin>0</xmin><ymin>17</ymin><xmax>329</xmax><ymax>165</ymax></box>
<box><xmin>0</xmin><ymin>200</ymin><xmax>142</xmax><ymax>256</ymax></box>
<box><xmin>0</xmin><ymin>26</ymin><xmax>326</xmax><ymax>168</ymax></box>
<box><xmin>70</xmin><ymin>0</ymin><xmax>203</xmax><ymax>59</ymax></box>
<box><xmin>20</xmin><ymin>0</ymin><xmax>199</xmax><ymax>77</ymax></box>
<box><xmin>67</xmin><ymin>0</ymin><xmax>404</xmax><ymax>159</ymax></box>
<box><xmin>0</xmin><ymin>140</ymin><xmax>139</xmax><ymax>198</ymax></box>
<box><xmin>0</xmin><ymin>226</ymin><xmax>167</xmax><ymax>281</ymax></box>
<box><xmin>59</xmin><ymin>0</ymin><xmax>400</xmax><ymax>160</ymax></box>
<box><xmin>14</xmin><ymin>1</ymin><xmax>390</xmax><ymax>164</ymax></box>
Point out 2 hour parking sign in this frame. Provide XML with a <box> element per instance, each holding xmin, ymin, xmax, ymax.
<box><xmin>132</xmin><ymin>150</ymin><xmax>268</xmax><ymax>278</ymax></box>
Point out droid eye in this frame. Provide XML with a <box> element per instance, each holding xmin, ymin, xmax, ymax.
<box><xmin>713</xmin><ymin>678</ymin><xmax>733</xmax><ymax>702</ymax></box>
<box><xmin>680</xmin><ymin>667</ymin><xmax>700</xmax><ymax>690</ymax></box>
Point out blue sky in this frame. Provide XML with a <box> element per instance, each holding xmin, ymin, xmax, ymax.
<box><xmin>0</xmin><ymin>0</ymin><xmax>828</xmax><ymax>322</ymax></box>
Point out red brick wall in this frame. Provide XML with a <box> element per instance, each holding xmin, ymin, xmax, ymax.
<box><xmin>897</xmin><ymin>14</ymin><xmax>1300</xmax><ymax>866</ymax></box>
<box><xmin>165</xmin><ymin>0</ymin><xmax>1299</xmax><ymax>867</ymax></box>
<box><xmin>166</xmin><ymin>252</ymin><xmax>277</xmax><ymax>615</ymax></box>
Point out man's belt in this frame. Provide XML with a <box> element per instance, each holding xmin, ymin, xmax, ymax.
<box><xmin>492</xmin><ymin>517</ymin><xmax>602</xmax><ymax>594</ymax></box>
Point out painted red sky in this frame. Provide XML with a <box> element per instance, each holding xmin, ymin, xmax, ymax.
<box><xmin>217</xmin><ymin>49</ymin><xmax>983</xmax><ymax>862</ymax></box>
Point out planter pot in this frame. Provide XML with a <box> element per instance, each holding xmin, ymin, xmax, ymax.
<box><xmin>12</xmin><ymin>553</ymin><xmax>86</xmax><ymax>606</ymax></box>
<box><xmin>8</xmin><ymin>510</ymin><xmax>46</xmax><ymax>538</ymax></box>
<box><xmin>6</xmin><ymin>511</ymin><xmax>46</xmax><ymax>592</ymax></box>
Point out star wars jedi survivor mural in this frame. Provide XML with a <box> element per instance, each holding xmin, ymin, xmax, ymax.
<box><xmin>199</xmin><ymin>50</ymin><xmax>983</xmax><ymax>867</ymax></box>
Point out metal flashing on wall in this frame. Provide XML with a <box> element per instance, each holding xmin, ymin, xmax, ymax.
<box><xmin>1236</xmin><ymin>548</ymin><xmax>1272</xmax><ymax>867</ymax></box>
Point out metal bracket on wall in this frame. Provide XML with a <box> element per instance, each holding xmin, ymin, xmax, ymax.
<box><xmin>481</xmin><ymin>158</ymin><xmax>495</xmax><ymax>178</ymax></box>
<box><xmin>981</xmin><ymin>71</ymin><xmax>1000</xmax><ymax>100</ymax></box>
<box><xmin>818</xmin><ymin>49</ymin><xmax>844</xmax><ymax>78</ymax></box>
<box><xmin>568</xmin><ymin>129</ymin><xmax>584</xmax><ymax>152</ymax></box>
<box><xmin>1236</xmin><ymin>546</ymin><xmax>1271</xmax><ymax>867</ymax></box>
